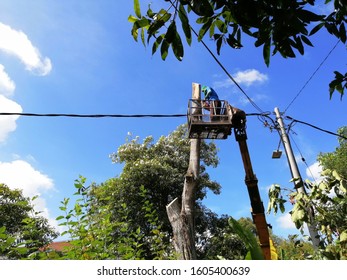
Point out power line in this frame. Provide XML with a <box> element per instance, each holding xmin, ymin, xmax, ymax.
<box><xmin>0</xmin><ymin>112</ymin><xmax>187</xmax><ymax>118</ymax></box>
<box><xmin>283</xmin><ymin>40</ymin><xmax>341</xmax><ymax>114</ymax></box>
<box><xmin>0</xmin><ymin>112</ymin><xmax>267</xmax><ymax>118</ymax></box>
<box><xmin>285</xmin><ymin>115</ymin><xmax>347</xmax><ymax>140</ymax></box>
<box><xmin>288</xmin><ymin>130</ymin><xmax>318</xmax><ymax>184</ymax></box>
<box><xmin>168</xmin><ymin>0</ymin><xmax>264</xmax><ymax>114</ymax></box>
<box><xmin>1</xmin><ymin>111</ymin><xmax>344</xmax><ymax>141</ymax></box>
<box><xmin>191</xmin><ymin>28</ymin><xmax>265</xmax><ymax>114</ymax></box>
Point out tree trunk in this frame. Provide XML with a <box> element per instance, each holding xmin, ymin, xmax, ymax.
<box><xmin>166</xmin><ymin>83</ymin><xmax>201</xmax><ymax>259</ymax></box>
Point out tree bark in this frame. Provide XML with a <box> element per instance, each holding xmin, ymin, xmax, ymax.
<box><xmin>166</xmin><ymin>83</ymin><xmax>201</xmax><ymax>259</ymax></box>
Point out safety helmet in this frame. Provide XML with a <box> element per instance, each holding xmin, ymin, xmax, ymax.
<box><xmin>202</xmin><ymin>86</ymin><xmax>210</xmax><ymax>98</ymax></box>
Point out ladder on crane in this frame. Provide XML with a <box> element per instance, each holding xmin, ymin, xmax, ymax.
<box><xmin>187</xmin><ymin>98</ymin><xmax>271</xmax><ymax>260</ymax></box>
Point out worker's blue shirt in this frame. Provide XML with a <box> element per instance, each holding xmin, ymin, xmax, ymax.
<box><xmin>204</xmin><ymin>86</ymin><xmax>219</xmax><ymax>100</ymax></box>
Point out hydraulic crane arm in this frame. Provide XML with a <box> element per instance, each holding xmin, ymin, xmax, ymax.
<box><xmin>233</xmin><ymin>114</ymin><xmax>271</xmax><ymax>260</ymax></box>
<box><xmin>187</xmin><ymin>96</ymin><xmax>272</xmax><ymax>259</ymax></box>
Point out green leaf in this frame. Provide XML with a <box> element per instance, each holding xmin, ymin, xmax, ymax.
<box><xmin>209</xmin><ymin>21</ymin><xmax>216</xmax><ymax>38</ymax></box>
<box><xmin>301</xmin><ymin>35</ymin><xmax>313</xmax><ymax>47</ymax></box>
<box><xmin>165</xmin><ymin>21</ymin><xmax>177</xmax><ymax>44</ymax></box>
<box><xmin>339</xmin><ymin>23</ymin><xmax>346</xmax><ymax>43</ymax></box>
<box><xmin>291</xmin><ymin>208</ymin><xmax>305</xmax><ymax>228</ymax></box>
<box><xmin>226</xmin><ymin>34</ymin><xmax>242</xmax><ymax>49</ymax></box>
<box><xmin>228</xmin><ymin>217</ymin><xmax>264</xmax><ymax>260</ymax></box>
<box><xmin>340</xmin><ymin>180</ymin><xmax>347</xmax><ymax>193</ymax></box>
<box><xmin>135</xmin><ymin>18</ymin><xmax>150</xmax><ymax>28</ymax></box>
<box><xmin>146</xmin><ymin>4</ymin><xmax>155</xmax><ymax>18</ymax></box>
<box><xmin>178</xmin><ymin>4</ymin><xmax>192</xmax><ymax>46</ymax></box>
<box><xmin>152</xmin><ymin>34</ymin><xmax>164</xmax><ymax>55</ymax></box>
<box><xmin>198</xmin><ymin>18</ymin><xmax>213</xmax><ymax>41</ymax></box>
<box><xmin>279</xmin><ymin>202</ymin><xmax>286</xmax><ymax>213</ymax></box>
<box><xmin>147</xmin><ymin>12</ymin><xmax>171</xmax><ymax>36</ymax></box>
<box><xmin>172</xmin><ymin>31</ymin><xmax>184</xmax><ymax>61</ymax></box>
<box><xmin>216</xmin><ymin>36</ymin><xmax>223</xmax><ymax>55</ymax></box>
<box><xmin>141</xmin><ymin>28</ymin><xmax>145</xmax><ymax>45</ymax></box>
<box><xmin>298</xmin><ymin>9</ymin><xmax>324</xmax><ymax>22</ymax></box>
<box><xmin>245</xmin><ymin>251</ymin><xmax>252</xmax><ymax>260</ymax></box>
<box><xmin>128</xmin><ymin>15</ymin><xmax>137</xmax><ymax>23</ymax></box>
<box><xmin>332</xmin><ymin>170</ymin><xmax>341</xmax><ymax>180</ymax></box>
<box><xmin>263</xmin><ymin>39</ymin><xmax>271</xmax><ymax>67</ymax></box>
<box><xmin>309</xmin><ymin>22</ymin><xmax>325</xmax><ymax>36</ymax></box>
<box><xmin>295</xmin><ymin>36</ymin><xmax>304</xmax><ymax>55</ymax></box>
<box><xmin>189</xmin><ymin>0</ymin><xmax>214</xmax><ymax>17</ymax></box>
<box><xmin>340</xmin><ymin>231</ymin><xmax>347</xmax><ymax>243</ymax></box>
<box><xmin>160</xmin><ymin>39</ymin><xmax>170</xmax><ymax>60</ymax></box>
<box><xmin>215</xmin><ymin>19</ymin><xmax>227</xmax><ymax>33</ymax></box>
<box><xmin>134</xmin><ymin>0</ymin><xmax>141</xmax><ymax>18</ymax></box>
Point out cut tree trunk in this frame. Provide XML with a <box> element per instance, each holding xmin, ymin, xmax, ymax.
<box><xmin>166</xmin><ymin>83</ymin><xmax>201</xmax><ymax>260</ymax></box>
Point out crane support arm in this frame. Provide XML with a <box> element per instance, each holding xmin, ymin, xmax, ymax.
<box><xmin>234</xmin><ymin>118</ymin><xmax>271</xmax><ymax>260</ymax></box>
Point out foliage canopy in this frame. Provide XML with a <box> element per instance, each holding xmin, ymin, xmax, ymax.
<box><xmin>267</xmin><ymin>127</ymin><xmax>347</xmax><ymax>259</ymax></box>
<box><xmin>129</xmin><ymin>0</ymin><xmax>346</xmax><ymax>98</ymax></box>
<box><xmin>0</xmin><ymin>184</ymin><xmax>58</xmax><ymax>259</ymax></box>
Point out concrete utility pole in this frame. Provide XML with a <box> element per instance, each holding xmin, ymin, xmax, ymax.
<box><xmin>274</xmin><ymin>107</ymin><xmax>321</xmax><ymax>249</ymax></box>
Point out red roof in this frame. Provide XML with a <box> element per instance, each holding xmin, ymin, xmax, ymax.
<box><xmin>41</xmin><ymin>241</ymin><xmax>71</xmax><ymax>252</ymax></box>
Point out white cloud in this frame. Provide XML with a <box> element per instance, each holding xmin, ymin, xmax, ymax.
<box><xmin>234</xmin><ymin>69</ymin><xmax>268</xmax><ymax>86</ymax></box>
<box><xmin>0</xmin><ymin>159</ymin><xmax>58</xmax><ymax>230</ymax></box>
<box><xmin>306</xmin><ymin>161</ymin><xmax>323</xmax><ymax>182</ymax></box>
<box><xmin>276</xmin><ymin>212</ymin><xmax>296</xmax><ymax>230</ymax></box>
<box><xmin>0</xmin><ymin>22</ymin><xmax>52</xmax><ymax>76</ymax></box>
<box><xmin>214</xmin><ymin>69</ymin><xmax>268</xmax><ymax>89</ymax></box>
<box><xmin>0</xmin><ymin>64</ymin><xmax>15</xmax><ymax>96</ymax></box>
<box><xmin>0</xmin><ymin>160</ymin><xmax>54</xmax><ymax>197</ymax></box>
<box><xmin>0</xmin><ymin>95</ymin><xmax>22</xmax><ymax>142</ymax></box>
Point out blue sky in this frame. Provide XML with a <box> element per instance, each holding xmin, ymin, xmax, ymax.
<box><xmin>0</xmin><ymin>0</ymin><xmax>345</xmax><ymax>239</ymax></box>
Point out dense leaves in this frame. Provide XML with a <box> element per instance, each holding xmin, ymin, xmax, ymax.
<box><xmin>129</xmin><ymin>0</ymin><xmax>346</xmax><ymax>98</ymax></box>
<box><xmin>0</xmin><ymin>184</ymin><xmax>58</xmax><ymax>259</ymax></box>
<box><xmin>54</xmin><ymin>177</ymin><xmax>171</xmax><ymax>260</ymax></box>
<box><xmin>267</xmin><ymin>127</ymin><xmax>347</xmax><ymax>259</ymax></box>
<box><xmin>318</xmin><ymin>127</ymin><xmax>347</xmax><ymax>178</ymax></box>
<box><xmin>93</xmin><ymin>124</ymin><xmax>221</xmax><ymax>256</ymax></box>
<box><xmin>53</xmin><ymin>125</ymin><xmax>256</xmax><ymax>259</ymax></box>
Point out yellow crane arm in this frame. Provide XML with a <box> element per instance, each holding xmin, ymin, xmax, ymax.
<box><xmin>233</xmin><ymin>114</ymin><xmax>271</xmax><ymax>260</ymax></box>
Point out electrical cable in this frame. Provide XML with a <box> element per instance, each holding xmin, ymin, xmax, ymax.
<box><xmin>191</xmin><ymin>28</ymin><xmax>265</xmax><ymax>114</ymax></box>
<box><xmin>288</xmin><ymin>129</ymin><xmax>318</xmax><ymax>184</ymax></box>
<box><xmin>283</xmin><ymin>40</ymin><xmax>341</xmax><ymax>114</ymax></box>
<box><xmin>0</xmin><ymin>112</ymin><xmax>187</xmax><ymax>118</ymax></box>
<box><xmin>285</xmin><ymin>115</ymin><xmax>347</xmax><ymax>140</ymax></box>
<box><xmin>0</xmin><ymin>112</ymin><xmax>267</xmax><ymax>118</ymax></box>
<box><xmin>1</xmin><ymin>111</ymin><xmax>343</xmax><ymax>142</ymax></box>
<box><xmin>167</xmin><ymin>0</ymin><xmax>265</xmax><ymax>114</ymax></box>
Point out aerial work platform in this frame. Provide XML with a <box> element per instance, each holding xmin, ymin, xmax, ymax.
<box><xmin>187</xmin><ymin>99</ymin><xmax>246</xmax><ymax>139</ymax></box>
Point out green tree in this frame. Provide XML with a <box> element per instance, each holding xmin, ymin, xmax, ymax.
<box><xmin>267</xmin><ymin>128</ymin><xmax>347</xmax><ymax>259</ymax></box>
<box><xmin>196</xmin><ymin>214</ymin><xmax>248</xmax><ymax>260</ymax></box>
<box><xmin>276</xmin><ymin>235</ymin><xmax>316</xmax><ymax>260</ymax></box>
<box><xmin>129</xmin><ymin>0</ymin><xmax>346</xmax><ymax>98</ymax></box>
<box><xmin>91</xmin><ymin>124</ymin><xmax>221</xmax><ymax>258</ymax></box>
<box><xmin>318</xmin><ymin>126</ymin><xmax>347</xmax><ymax>178</ymax></box>
<box><xmin>54</xmin><ymin>177</ymin><xmax>171</xmax><ymax>260</ymax></box>
<box><xmin>55</xmin><ymin>177</ymin><xmax>256</xmax><ymax>260</ymax></box>
<box><xmin>51</xmin><ymin>125</ymin><xmax>259</xmax><ymax>260</ymax></box>
<box><xmin>0</xmin><ymin>184</ymin><xmax>58</xmax><ymax>259</ymax></box>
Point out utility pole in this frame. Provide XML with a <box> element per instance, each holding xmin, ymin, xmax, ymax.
<box><xmin>274</xmin><ymin>107</ymin><xmax>321</xmax><ymax>249</ymax></box>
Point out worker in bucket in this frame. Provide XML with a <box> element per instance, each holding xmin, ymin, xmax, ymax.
<box><xmin>202</xmin><ymin>85</ymin><xmax>221</xmax><ymax>121</ymax></box>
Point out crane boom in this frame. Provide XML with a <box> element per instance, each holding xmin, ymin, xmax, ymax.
<box><xmin>234</xmin><ymin>121</ymin><xmax>271</xmax><ymax>260</ymax></box>
<box><xmin>187</xmin><ymin>97</ymin><xmax>271</xmax><ymax>259</ymax></box>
